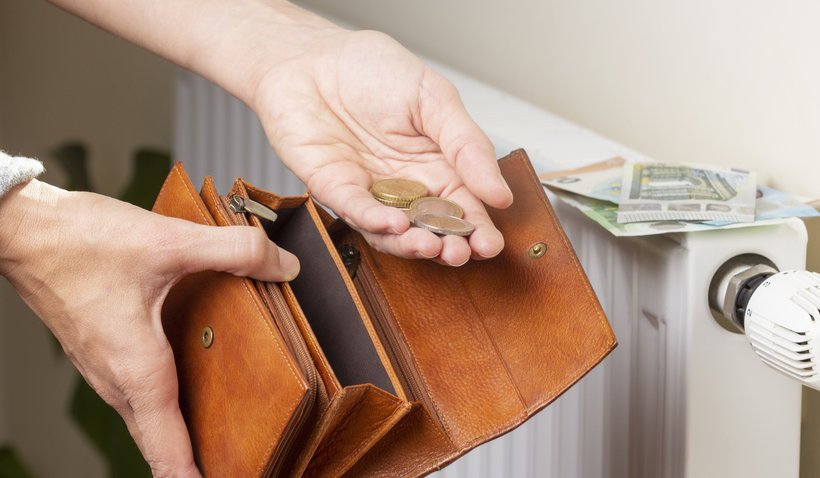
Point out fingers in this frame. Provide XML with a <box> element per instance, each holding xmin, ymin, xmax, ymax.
<box><xmin>173</xmin><ymin>223</ymin><xmax>300</xmax><ymax>282</ymax></box>
<box><xmin>359</xmin><ymin>225</ymin><xmax>442</xmax><ymax>259</ymax></box>
<box><xmin>357</xmin><ymin>186</ymin><xmax>504</xmax><ymax>265</ymax></box>
<box><xmin>307</xmin><ymin>161</ymin><xmax>411</xmax><ymax>235</ymax></box>
<box><xmin>418</xmin><ymin>73</ymin><xmax>513</xmax><ymax>209</ymax></box>
<box><xmin>116</xmin><ymin>350</ymin><xmax>202</xmax><ymax>478</ymax></box>
<box><xmin>446</xmin><ymin>186</ymin><xmax>505</xmax><ymax>259</ymax></box>
<box><xmin>128</xmin><ymin>396</ymin><xmax>202</xmax><ymax>478</ymax></box>
<box><xmin>319</xmin><ymin>183</ymin><xmax>411</xmax><ymax>235</ymax></box>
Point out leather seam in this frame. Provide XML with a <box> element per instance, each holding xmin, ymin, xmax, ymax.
<box><xmin>335</xmin><ymin>399</ymin><xmax>410</xmax><ymax>475</ymax></box>
<box><xmin>204</xmin><ymin>180</ymin><xmax>305</xmax><ymax>477</ymax></box>
<box><xmin>511</xmin><ymin>150</ymin><xmax>614</xmax><ymax>411</ymax></box>
<box><xmin>300</xmin><ymin>392</ymin><xmax>347</xmax><ymax>473</ymax></box>
<box><xmin>248</xmin><ymin>187</ymin><xmax>308</xmax><ymax>203</ymax></box>
<box><xmin>306</xmin><ymin>393</ymin><xmax>368</xmax><ymax>475</ymax></box>
<box><xmin>152</xmin><ymin>166</ymin><xmax>175</xmax><ymax>215</ymax></box>
<box><xmin>283</xmin><ymin>285</ymin><xmax>341</xmax><ymax>391</ymax></box>
<box><xmin>175</xmin><ymin>165</ymin><xmax>210</xmax><ymax>224</ymax></box>
<box><xmin>205</xmin><ymin>181</ymin><xmax>304</xmax><ymax>386</ymax></box>
<box><xmin>240</xmin><ymin>274</ymin><xmax>305</xmax><ymax>477</ymax></box>
<box><xmin>356</xmin><ymin>248</ymin><xmax>456</xmax><ymax>448</ymax></box>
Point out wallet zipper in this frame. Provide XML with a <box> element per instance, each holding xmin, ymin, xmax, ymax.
<box><xmin>229</xmin><ymin>194</ymin><xmax>279</xmax><ymax>222</ymax></box>
<box><xmin>224</xmin><ymin>194</ymin><xmax>319</xmax><ymax>477</ymax></box>
<box><xmin>350</xmin><ymin>246</ymin><xmax>444</xmax><ymax>428</ymax></box>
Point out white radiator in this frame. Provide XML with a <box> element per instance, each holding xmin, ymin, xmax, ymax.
<box><xmin>174</xmin><ymin>62</ymin><xmax>806</xmax><ymax>477</ymax></box>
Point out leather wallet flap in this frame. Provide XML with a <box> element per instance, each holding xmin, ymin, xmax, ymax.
<box><xmin>340</xmin><ymin>149</ymin><xmax>616</xmax><ymax>452</ymax></box>
<box><xmin>153</xmin><ymin>164</ymin><xmax>312</xmax><ymax>477</ymax></box>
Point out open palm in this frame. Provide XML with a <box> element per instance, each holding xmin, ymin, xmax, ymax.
<box><xmin>253</xmin><ymin>30</ymin><xmax>513</xmax><ymax>266</ymax></box>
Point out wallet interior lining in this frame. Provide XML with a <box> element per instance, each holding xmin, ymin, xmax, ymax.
<box><xmin>265</xmin><ymin>205</ymin><xmax>396</xmax><ymax>394</ymax></box>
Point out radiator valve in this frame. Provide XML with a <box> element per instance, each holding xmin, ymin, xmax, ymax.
<box><xmin>710</xmin><ymin>258</ymin><xmax>820</xmax><ymax>389</ymax></box>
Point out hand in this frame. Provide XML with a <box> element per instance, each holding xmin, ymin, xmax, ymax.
<box><xmin>0</xmin><ymin>180</ymin><xmax>300</xmax><ymax>477</ymax></box>
<box><xmin>45</xmin><ymin>0</ymin><xmax>512</xmax><ymax>266</ymax></box>
<box><xmin>252</xmin><ymin>29</ymin><xmax>514</xmax><ymax>266</ymax></box>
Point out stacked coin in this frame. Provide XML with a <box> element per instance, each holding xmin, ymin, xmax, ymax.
<box><xmin>371</xmin><ymin>179</ymin><xmax>428</xmax><ymax>209</ymax></box>
<box><xmin>371</xmin><ymin>179</ymin><xmax>475</xmax><ymax>237</ymax></box>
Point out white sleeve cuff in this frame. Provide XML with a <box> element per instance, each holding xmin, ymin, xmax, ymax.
<box><xmin>0</xmin><ymin>151</ymin><xmax>45</xmax><ymax>198</ymax></box>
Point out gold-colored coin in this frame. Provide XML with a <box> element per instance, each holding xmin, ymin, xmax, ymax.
<box><xmin>409</xmin><ymin>197</ymin><xmax>464</xmax><ymax>219</ymax></box>
<box><xmin>374</xmin><ymin>196</ymin><xmax>415</xmax><ymax>208</ymax></box>
<box><xmin>371</xmin><ymin>179</ymin><xmax>428</xmax><ymax>206</ymax></box>
<box><xmin>413</xmin><ymin>213</ymin><xmax>475</xmax><ymax>237</ymax></box>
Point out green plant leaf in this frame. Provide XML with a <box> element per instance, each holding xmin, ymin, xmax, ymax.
<box><xmin>119</xmin><ymin>148</ymin><xmax>171</xmax><ymax>210</ymax></box>
<box><xmin>0</xmin><ymin>446</ymin><xmax>34</xmax><ymax>478</ymax></box>
<box><xmin>51</xmin><ymin>142</ymin><xmax>94</xmax><ymax>192</ymax></box>
<box><xmin>69</xmin><ymin>378</ymin><xmax>151</xmax><ymax>478</ymax></box>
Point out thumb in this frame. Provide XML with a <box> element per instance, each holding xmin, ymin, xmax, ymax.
<box><xmin>418</xmin><ymin>73</ymin><xmax>513</xmax><ymax>209</ymax></box>
<box><xmin>174</xmin><ymin>224</ymin><xmax>300</xmax><ymax>282</ymax></box>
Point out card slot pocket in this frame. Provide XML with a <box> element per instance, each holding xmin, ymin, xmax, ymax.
<box><xmin>156</xmin><ymin>165</ymin><xmax>313</xmax><ymax>477</ymax></box>
<box><xmin>264</xmin><ymin>201</ymin><xmax>400</xmax><ymax>394</ymax></box>
<box><xmin>302</xmin><ymin>384</ymin><xmax>411</xmax><ymax>478</ymax></box>
<box><xmin>281</xmin><ymin>290</ymin><xmax>408</xmax><ymax>477</ymax></box>
<box><xmin>281</xmin><ymin>282</ymin><xmax>342</xmax><ymax>397</ymax></box>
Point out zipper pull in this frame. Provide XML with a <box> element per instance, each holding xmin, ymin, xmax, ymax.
<box><xmin>339</xmin><ymin>244</ymin><xmax>361</xmax><ymax>278</ymax></box>
<box><xmin>229</xmin><ymin>195</ymin><xmax>279</xmax><ymax>223</ymax></box>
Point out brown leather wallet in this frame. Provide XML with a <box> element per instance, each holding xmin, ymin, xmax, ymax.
<box><xmin>152</xmin><ymin>149</ymin><xmax>616</xmax><ymax>477</ymax></box>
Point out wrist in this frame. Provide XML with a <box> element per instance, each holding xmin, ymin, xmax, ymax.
<box><xmin>48</xmin><ymin>0</ymin><xmax>347</xmax><ymax>109</ymax></box>
<box><xmin>187</xmin><ymin>1</ymin><xmax>348</xmax><ymax>106</ymax></box>
<box><xmin>0</xmin><ymin>180</ymin><xmax>66</xmax><ymax>276</ymax></box>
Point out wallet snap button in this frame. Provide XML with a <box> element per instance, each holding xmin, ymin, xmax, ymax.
<box><xmin>201</xmin><ymin>327</ymin><xmax>214</xmax><ymax>348</ymax></box>
<box><xmin>528</xmin><ymin>242</ymin><xmax>548</xmax><ymax>259</ymax></box>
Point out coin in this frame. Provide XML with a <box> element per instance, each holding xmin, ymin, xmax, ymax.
<box><xmin>371</xmin><ymin>179</ymin><xmax>428</xmax><ymax>208</ymax></box>
<box><xmin>375</xmin><ymin>197</ymin><xmax>415</xmax><ymax>208</ymax></box>
<box><xmin>413</xmin><ymin>213</ymin><xmax>475</xmax><ymax>236</ymax></box>
<box><xmin>409</xmin><ymin>197</ymin><xmax>464</xmax><ymax>219</ymax></box>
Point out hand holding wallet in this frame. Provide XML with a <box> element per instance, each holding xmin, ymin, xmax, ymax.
<box><xmin>152</xmin><ymin>149</ymin><xmax>616</xmax><ymax>477</ymax></box>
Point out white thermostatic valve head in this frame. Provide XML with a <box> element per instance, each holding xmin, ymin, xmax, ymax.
<box><xmin>744</xmin><ymin>270</ymin><xmax>820</xmax><ymax>388</ymax></box>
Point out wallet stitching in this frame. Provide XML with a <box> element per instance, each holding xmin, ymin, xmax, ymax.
<box><xmin>206</xmin><ymin>183</ymin><xmax>303</xmax><ymax>387</ymax></box>
<box><xmin>317</xmin><ymin>394</ymin><xmax>368</xmax><ymax>456</ymax></box>
<box><xmin>205</xmin><ymin>180</ymin><xmax>306</xmax><ymax>476</ymax></box>
<box><xmin>152</xmin><ymin>166</ymin><xmax>174</xmax><ymax>215</ymax></box>
<box><xmin>356</xmin><ymin>249</ymin><xmax>456</xmax><ymax>448</ymax></box>
<box><xmin>301</xmin><ymin>391</ymin><xmax>348</xmax><ymax>473</ymax></box>
<box><xmin>282</xmin><ymin>285</ymin><xmax>341</xmax><ymax>391</ymax></box>
<box><xmin>335</xmin><ymin>399</ymin><xmax>410</xmax><ymax>475</ymax></box>
<box><xmin>247</xmin><ymin>187</ymin><xmax>308</xmax><ymax>204</ymax></box>
<box><xmin>174</xmin><ymin>165</ymin><xmax>210</xmax><ymax>224</ymax></box>
<box><xmin>239</xmin><ymin>278</ymin><xmax>305</xmax><ymax>476</ymax></box>
<box><xmin>306</xmin><ymin>391</ymin><xmax>368</xmax><ymax>475</ymax></box>
<box><xmin>513</xmin><ymin>151</ymin><xmax>614</xmax><ymax>411</ymax></box>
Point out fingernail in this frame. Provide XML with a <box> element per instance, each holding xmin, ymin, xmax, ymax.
<box><xmin>278</xmin><ymin>248</ymin><xmax>300</xmax><ymax>280</ymax></box>
<box><xmin>415</xmin><ymin>250</ymin><xmax>438</xmax><ymax>259</ymax></box>
<box><xmin>454</xmin><ymin>257</ymin><xmax>470</xmax><ymax>267</ymax></box>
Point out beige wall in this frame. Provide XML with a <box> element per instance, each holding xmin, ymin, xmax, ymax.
<box><xmin>0</xmin><ymin>0</ymin><xmax>172</xmax><ymax>476</ymax></box>
<box><xmin>297</xmin><ymin>0</ymin><xmax>820</xmax><ymax>475</ymax></box>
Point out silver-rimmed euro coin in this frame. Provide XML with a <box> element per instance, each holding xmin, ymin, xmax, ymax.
<box><xmin>408</xmin><ymin>197</ymin><xmax>464</xmax><ymax>219</ymax></box>
<box><xmin>413</xmin><ymin>213</ymin><xmax>475</xmax><ymax>237</ymax></box>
